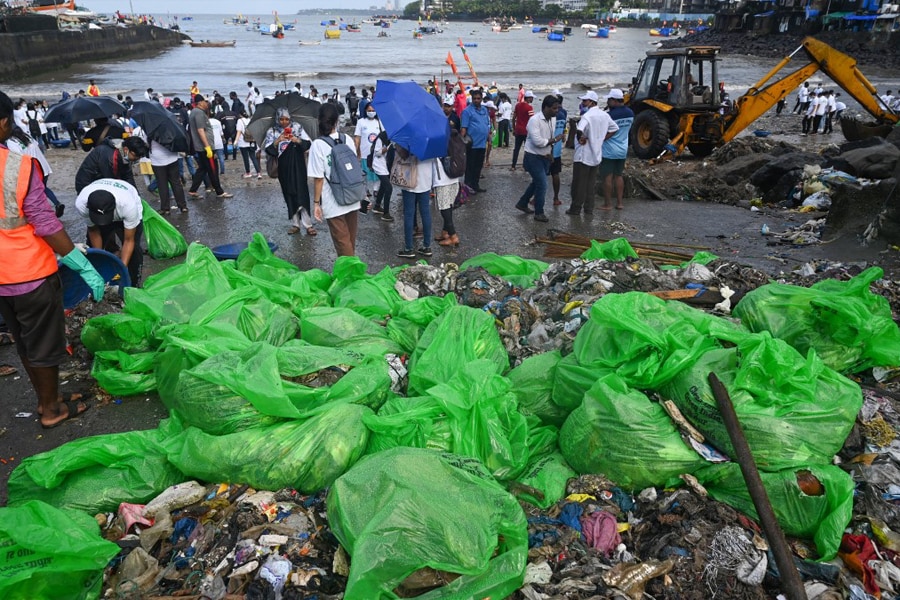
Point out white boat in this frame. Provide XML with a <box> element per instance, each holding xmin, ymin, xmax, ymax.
<box><xmin>298</xmin><ymin>40</ymin><xmax>321</xmax><ymax>46</ymax></box>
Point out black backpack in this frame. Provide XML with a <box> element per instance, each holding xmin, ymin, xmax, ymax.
<box><xmin>26</xmin><ymin>110</ymin><xmax>41</xmax><ymax>139</ymax></box>
<box><xmin>442</xmin><ymin>128</ymin><xmax>466</xmax><ymax>178</ymax></box>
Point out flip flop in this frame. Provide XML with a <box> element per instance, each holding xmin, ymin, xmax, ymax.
<box><xmin>0</xmin><ymin>364</ymin><xmax>17</xmax><ymax>377</ymax></box>
<box><xmin>41</xmin><ymin>394</ymin><xmax>91</xmax><ymax>429</ymax></box>
<box><xmin>306</xmin><ymin>227</ymin><xmax>317</xmax><ymax>236</ymax></box>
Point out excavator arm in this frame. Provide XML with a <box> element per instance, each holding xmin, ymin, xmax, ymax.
<box><xmin>723</xmin><ymin>36</ymin><xmax>898</xmax><ymax>143</ymax></box>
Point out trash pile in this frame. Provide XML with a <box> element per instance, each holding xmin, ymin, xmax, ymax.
<box><xmin>3</xmin><ymin>233</ymin><xmax>900</xmax><ymax>600</ymax></box>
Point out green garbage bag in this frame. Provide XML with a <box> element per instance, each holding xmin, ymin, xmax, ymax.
<box><xmin>560</xmin><ymin>374</ymin><xmax>706</xmax><ymax>490</ymax></box>
<box><xmin>659</xmin><ymin>250</ymin><xmax>720</xmax><ymax>271</ymax></box>
<box><xmin>512</xmin><ymin>451</ymin><xmax>577</xmax><ymax>509</ymax></box>
<box><xmin>551</xmin><ymin>352</ymin><xmax>612</xmax><ymax>412</ymax></box>
<box><xmin>573</xmin><ymin>291</ymin><xmax>721</xmax><ymax>389</ymax></box>
<box><xmin>508</xmin><ymin>350</ymin><xmax>571</xmax><ymax>427</ymax></box>
<box><xmin>7</xmin><ymin>419</ymin><xmax>185</xmax><ymax>514</ymax></box>
<box><xmin>234</xmin><ymin>232</ymin><xmax>298</xmax><ymax>277</ymax></box>
<box><xmin>300</xmin><ymin>307</ymin><xmax>403</xmax><ymax>358</ymax></box>
<box><xmin>733</xmin><ymin>266</ymin><xmax>900</xmax><ymax>373</ymax></box>
<box><xmin>327</xmin><ymin>447</ymin><xmax>528</xmax><ymax>600</ymax></box>
<box><xmin>188</xmin><ymin>285</ymin><xmax>299</xmax><ymax>346</ymax></box>
<box><xmin>697</xmin><ymin>463</ymin><xmax>855</xmax><ymax>560</ymax></box>
<box><xmin>124</xmin><ymin>243</ymin><xmax>233</xmax><ymax>328</ymax></box>
<box><xmin>141</xmin><ymin>199</ymin><xmax>188</xmax><ymax>259</ymax></box>
<box><xmin>165</xmin><ymin>403</ymin><xmax>371</xmax><ymax>493</ymax></box>
<box><xmin>408</xmin><ymin>304</ymin><xmax>508</xmax><ymax>395</ymax></box>
<box><xmin>580</xmin><ymin>237</ymin><xmax>639</xmax><ymax>261</ymax></box>
<box><xmin>91</xmin><ymin>350</ymin><xmax>157</xmax><ymax>396</ymax></box>
<box><xmin>330</xmin><ymin>257</ymin><xmax>402</xmax><ymax>319</ymax></box>
<box><xmin>365</xmin><ymin>360</ymin><xmax>531</xmax><ymax>480</ymax></box>
<box><xmin>81</xmin><ymin>313</ymin><xmax>154</xmax><ymax>353</ymax></box>
<box><xmin>0</xmin><ymin>500</ymin><xmax>119</xmax><ymax>600</ymax></box>
<box><xmin>460</xmin><ymin>253</ymin><xmax>549</xmax><ymax>289</ymax></box>
<box><xmin>660</xmin><ymin>333</ymin><xmax>862</xmax><ymax>469</ymax></box>
<box><xmin>386</xmin><ymin>294</ymin><xmax>458</xmax><ymax>353</ymax></box>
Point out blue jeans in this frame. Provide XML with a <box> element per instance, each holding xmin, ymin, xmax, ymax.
<box><xmin>520</xmin><ymin>152</ymin><xmax>550</xmax><ymax>215</ymax></box>
<box><xmin>402</xmin><ymin>189</ymin><xmax>431</xmax><ymax>250</ymax></box>
<box><xmin>215</xmin><ymin>148</ymin><xmax>226</xmax><ymax>174</ymax></box>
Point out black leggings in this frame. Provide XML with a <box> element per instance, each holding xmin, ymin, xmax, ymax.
<box><xmin>375</xmin><ymin>174</ymin><xmax>392</xmax><ymax>214</ymax></box>
<box><xmin>440</xmin><ymin>207</ymin><xmax>455</xmax><ymax>236</ymax></box>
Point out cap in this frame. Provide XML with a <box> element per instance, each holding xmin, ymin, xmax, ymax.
<box><xmin>443</xmin><ymin>98</ymin><xmax>453</xmax><ymax>106</ymax></box>
<box><xmin>87</xmin><ymin>190</ymin><xmax>116</xmax><ymax>226</ymax></box>
<box><xmin>579</xmin><ymin>90</ymin><xmax>599</xmax><ymax>103</ymax></box>
<box><xmin>524</xmin><ymin>90</ymin><xmax>535</xmax><ymax>99</ymax></box>
<box><xmin>605</xmin><ymin>88</ymin><xmax>625</xmax><ymax>100</ymax></box>
<box><xmin>484</xmin><ymin>100</ymin><xmax>496</xmax><ymax>109</ymax></box>
<box><xmin>193</xmin><ymin>93</ymin><xmax>205</xmax><ymax>104</ymax></box>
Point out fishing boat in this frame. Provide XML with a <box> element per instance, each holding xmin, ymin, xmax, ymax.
<box><xmin>189</xmin><ymin>40</ymin><xmax>236</xmax><ymax>47</ymax></box>
<box><xmin>547</xmin><ymin>31</ymin><xmax>565</xmax><ymax>41</ymax></box>
<box><xmin>587</xmin><ymin>27</ymin><xmax>609</xmax><ymax>38</ymax></box>
<box><xmin>608</xmin><ymin>25</ymin><xmax>617</xmax><ymax>33</ymax></box>
<box><xmin>324</xmin><ymin>28</ymin><xmax>341</xmax><ymax>39</ymax></box>
<box><xmin>650</xmin><ymin>27</ymin><xmax>679</xmax><ymax>36</ymax></box>
<box><xmin>180</xmin><ymin>16</ymin><xmax>193</xmax><ymax>21</ymax></box>
<box><xmin>298</xmin><ymin>40</ymin><xmax>321</xmax><ymax>46</ymax></box>
<box><xmin>346</xmin><ymin>24</ymin><xmax>361</xmax><ymax>32</ymax></box>
<box><xmin>224</xmin><ymin>14</ymin><xmax>248</xmax><ymax>25</ymax></box>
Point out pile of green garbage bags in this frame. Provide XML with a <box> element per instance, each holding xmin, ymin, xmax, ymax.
<box><xmin>5</xmin><ymin>235</ymin><xmax>898</xmax><ymax>598</ymax></box>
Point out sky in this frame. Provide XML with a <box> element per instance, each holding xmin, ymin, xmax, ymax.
<box><xmin>82</xmin><ymin>1</ymin><xmax>384</xmax><ymax>14</ymax></box>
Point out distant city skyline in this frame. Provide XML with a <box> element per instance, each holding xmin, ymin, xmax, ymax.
<box><xmin>82</xmin><ymin>1</ymin><xmax>389</xmax><ymax>15</ymax></box>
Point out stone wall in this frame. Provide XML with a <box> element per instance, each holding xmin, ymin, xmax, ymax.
<box><xmin>0</xmin><ymin>25</ymin><xmax>187</xmax><ymax>82</ymax></box>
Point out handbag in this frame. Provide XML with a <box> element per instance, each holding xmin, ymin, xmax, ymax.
<box><xmin>266</xmin><ymin>154</ymin><xmax>278</xmax><ymax>178</ymax></box>
<box><xmin>390</xmin><ymin>154</ymin><xmax>418</xmax><ymax>189</ymax></box>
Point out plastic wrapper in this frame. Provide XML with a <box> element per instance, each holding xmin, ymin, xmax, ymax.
<box><xmin>141</xmin><ymin>199</ymin><xmax>188</xmax><ymax>259</ymax></box>
<box><xmin>579</xmin><ymin>237</ymin><xmax>639</xmax><ymax>262</ymax></box>
<box><xmin>560</xmin><ymin>374</ymin><xmax>706</xmax><ymax>490</ymax></box>
<box><xmin>733</xmin><ymin>266</ymin><xmax>900</xmax><ymax>373</ymax></box>
<box><xmin>0</xmin><ymin>500</ymin><xmax>119</xmax><ymax>600</ymax></box>
<box><xmin>697</xmin><ymin>463</ymin><xmax>855</xmax><ymax>561</ymax></box>
<box><xmin>459</xmin><ymin>253</ymin><xmax>549</xmax><ymax>288</ymax></box>
<box><xmin>661</xmin><ymin>333</ymin><xmax>862</xmax><ymax>469</ymax></box>
<box><xmin>7</xmin><ymin>419</ymin><xmax>185</xmax><ymax>514</ymax></box>
<box><xmin>164</xmin><ymin>403</ymin><xmax>371</xmax><ymax>493</ymax></box>
<box><xmin>327</xmin><ymin>447</ymin><xmax>527</xmax><ymax>600</ymax></box>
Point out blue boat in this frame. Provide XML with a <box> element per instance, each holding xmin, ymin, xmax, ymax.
<box><xmin>532</xmin><ymin>26</ymin><xmax>547</xmax><ymax>33</ymax></box>
<box><xmin>547</xmin><ymin>31</ymin><xmax>565</xmax><ymax>41</ymax></box>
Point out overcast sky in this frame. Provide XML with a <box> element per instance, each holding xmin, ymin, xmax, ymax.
<box><xmin>83</xmin><ymin>1</ymin><xmax>383</xmax><ymax>14</ymax></box>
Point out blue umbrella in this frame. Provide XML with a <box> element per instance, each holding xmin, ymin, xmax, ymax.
<box><xmin>371</xmin><ymin>79</ymin><xmax>450</xmax><ymax>160</ymax></box>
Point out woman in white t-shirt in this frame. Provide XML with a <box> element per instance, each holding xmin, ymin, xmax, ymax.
<box><xmin>235</xmin><ymin>111</ymin><xmax>261</xmax><ymax>178</ymax></box>
<box><xmin>135</xmin><ymin>126</ymin><xmax>187</xmax><ymax>214</ymax></box>
<box><xmin>370</xmin><ymin>131</ymin><xmax>393</xmax><ymax>221</ymax></box>
<box><xmin>308</xmin><ymin>103</ymin><xmax>360</xmax><ymax>257</ymax></box>
<box><xmin>394</xmin><ymin>145</ymin><xmax>436</xmax><ymax>259</ymax></box>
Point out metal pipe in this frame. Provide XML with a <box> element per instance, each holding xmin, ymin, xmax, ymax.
<box><xmin>708</xmin><ymin>372</ymin><xmax>808</xmax><ymax>600</ymax></box>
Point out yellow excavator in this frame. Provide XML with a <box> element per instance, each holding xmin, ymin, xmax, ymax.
<box><xmin>626</xmin><ymin>37</ymin><xmax>899</xmax><ymax>160</ymax></box>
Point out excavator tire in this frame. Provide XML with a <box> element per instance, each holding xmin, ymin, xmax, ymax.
<box><xmin>631</xmin><ymin>110</ymin><xmax>670</xmax><ymax>160</ymax></box>
<box><xmin>687</xmin><ymin>142</ymin><xmax>715</xmax><ymax>157</ymax></box>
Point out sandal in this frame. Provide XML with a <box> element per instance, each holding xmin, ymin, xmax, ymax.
<box><xmin>306</xmin><ymin>227</ymin><xmax>317</xmax><ymax>236</ymax></box>
<box><xmin>287</xmin><ymin>226</ymin><xmax>301</xmax><ymax>235</ymax></box>
<box><xmin>0</xmin><ymin>332</ymin><xmax>13</xmax><ymax>346</ymax></box>
<box><xmin>187</xmin><ymin>191</ymin><xmax>201</xmax><ymax>198</ymax></box>
<box><xmin>0</xmin><ymin>364</ymin><xmax>17</xmax><ymax>377</ymax></box>
<box><xmin>41</xmin><ymin>393</ymin><xmax>91</xmax><ymax>429</ymax></box>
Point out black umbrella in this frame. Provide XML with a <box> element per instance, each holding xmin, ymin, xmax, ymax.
<box><xmin>128</xmin><ymin>101</ymin><xmax>189</xmax><ymax>153</ymax></box>
<box><xmin>246</xmin><ymin>94</ymin><xmax>321</xmax><ymax>147</ymax></box>
<box><xmin>43</xmin><ymin>95</ymin><xmax>128</xmax><ymax>124</ymax></box>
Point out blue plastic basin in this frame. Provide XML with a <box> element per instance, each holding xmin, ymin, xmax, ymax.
<box><xmin>58</xmin><ymin>248</ymin><xmax>131</xmax><ymax>309</ymax></box>
<box><xmin>211</xmin><ymin>241</ymin><xmax>278</xmax><ymax>261</ymax></box>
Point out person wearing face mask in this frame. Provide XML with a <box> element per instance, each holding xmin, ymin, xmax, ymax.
<box><xmin>75</xmin><ymin>178</ymin><xmax>145</xmax><ymax>287</ymax></box>
<box><xmin>264</xmin><ymin>107</ymin><xmax>314</xmax><ymax>236</ymax></box>
<box><xmin>75</xmin><ymin>135</ymin><xmax>147</xmax><ymax>193</ymax></box>
<box><xmin>353</xmin><ymin>103</ymin><xmax>383</xmax><ymax>212</ymax></box>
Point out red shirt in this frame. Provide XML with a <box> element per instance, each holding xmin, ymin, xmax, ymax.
<box><xmin>513</xmin><ymin>101</ymin><xmax>534</xmax><ymax>135</ymax></box>
<box><xmin>454</xmin><ymin>93</ymin><xmax>467</xmax><ymax>118</ymax></box>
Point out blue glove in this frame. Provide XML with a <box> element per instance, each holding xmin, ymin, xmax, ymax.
<box><xmin>60</xmin><ymin>248</ymin><xmax>105</xmax><ymax>301</ymax></box>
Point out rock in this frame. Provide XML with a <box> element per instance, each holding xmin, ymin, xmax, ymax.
<box><xmin>719</xmin><ymin>153</ymin><xmax>773</xmax><ymax>186</ymax></box>
<box><xmin>825</xmin><ymin>178</ymin><xmax>894</xmax><ymax>235</ymax></box>
<box><xmin>836</xmin><ymin>142</ymin><xmax>900</xmax><ymax>179</ymax></box>
<box><xmin>749</xmin><ymin>152</ymin><xmax>822</xmax><ymax>194</ymax></box>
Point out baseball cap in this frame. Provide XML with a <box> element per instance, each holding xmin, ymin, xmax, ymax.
<box><xmin>579</xmin><ymin>90</ymin><xmax>599</xmax><ymax>103</ymax></box>
<box><xmin>524</xmin><ymin>90</ymin><xmax>535</xmax><ymax>98</ymax></box>
<box><xmin>87</xmin><ymin>190</ymin><xmax>116</xmax><ymax>226</ymax></box>
<box><xmin>443</xmin><ymin>98</ymin><xmax>453</xmax><ymax>106</ymax></box>
<box><xmin>606</xmin><ymin>88</ymin><xmax>625</xmax><ymax>100</ymax></box>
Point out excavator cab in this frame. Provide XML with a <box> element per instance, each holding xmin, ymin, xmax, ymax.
<box><xmin>628</xmin><ymin>46</ymin><xmax>723</xmax><ymax>159</ymax></box>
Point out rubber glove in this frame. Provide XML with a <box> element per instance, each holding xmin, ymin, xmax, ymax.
<box><xmin>204</xmin><ymin>145</ymin><xmax>213</xmax><ymax>159</ymax></box>
<box><xmin>60</xmin><ymin>248</ymin><xmax>105</xmax><ymax>301</ymax></box>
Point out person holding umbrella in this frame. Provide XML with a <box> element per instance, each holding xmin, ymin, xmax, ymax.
<box><xmin>0</xmin><ymin>90</ymin><xmax>105</xmax><ymax>428</ymax></box>
<box><xmin>186</xmin><ymin>94</ymin><xmax>233</xmax><ymax>199</ymax></box>
<box><xmin>264</xmin><ymin>107</ymin><xmax>315</xmax><ymax>236</ymax></box>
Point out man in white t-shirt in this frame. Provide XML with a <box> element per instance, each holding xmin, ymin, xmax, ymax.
<box><xmin>353</xmin><ymin>105</ymin><xmax>383</xmax><ymax>210</ymax></box>
<box><xmin>567</xmin><ymin>90</ymin><xmax>618</xmax><ymax>215</ymax></box>
<box><xmin>75</xmin><ymin>178</ymin><xmax>145</xmax><ymax>286</ymax></box>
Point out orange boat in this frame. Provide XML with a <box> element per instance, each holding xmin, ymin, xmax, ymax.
<box><xmin>28</xmin><ymin>0</ymin><xmax>76</xmax><ymax>12</ymax></box>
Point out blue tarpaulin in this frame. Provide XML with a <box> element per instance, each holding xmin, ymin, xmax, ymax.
<box><xmin>844</xmin><ymin>14</ymin><xmax>877</xmax><ymax>20</ymax></box>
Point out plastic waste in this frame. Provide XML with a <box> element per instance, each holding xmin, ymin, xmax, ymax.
<box><xmin>459</xmin><ymin>252</ymin><xmax>549</xmax><ymax>288</ymax></box>
<box><xmin>141</xmin><ymin>199</ymin><xmax>188</xmax><ymax>259</ymax></box>
<box><xmin>143</xmin><ymin>480</ymin><xmax>207</xmax><ymax>520</ymax></box>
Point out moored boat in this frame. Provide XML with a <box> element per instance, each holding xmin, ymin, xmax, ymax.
<box><xmin>189</xmin><ymin>40</ymin><xmax>236</xmax><ymax>47</ymax></box>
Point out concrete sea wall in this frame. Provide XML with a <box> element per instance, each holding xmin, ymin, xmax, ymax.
<box><xmin>0</xmin><ymin>25</ymin><xmax>188</xmax><ymax>82</ymax></box>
